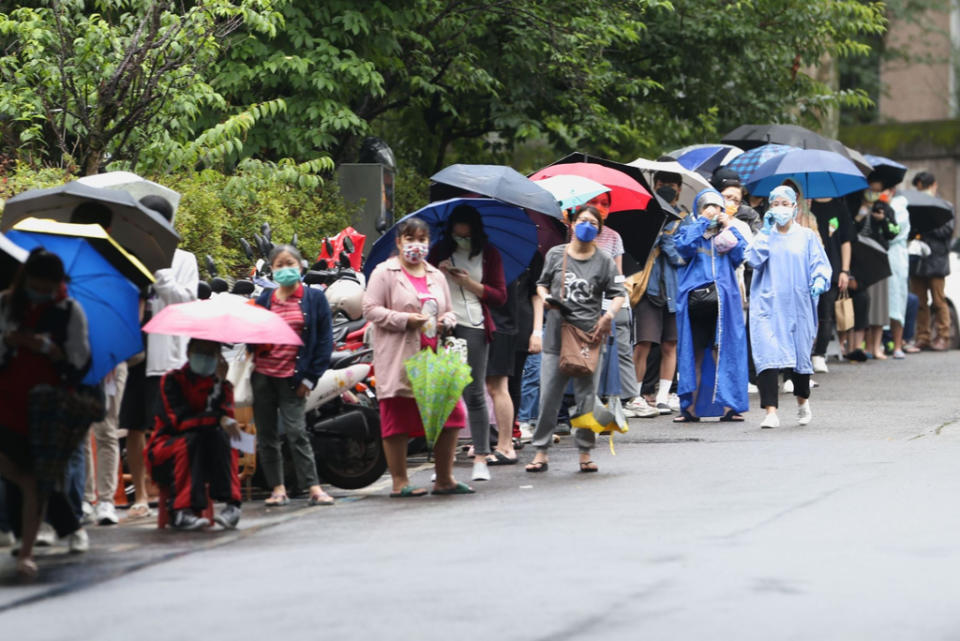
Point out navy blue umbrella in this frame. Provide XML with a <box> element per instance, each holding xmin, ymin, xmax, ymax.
<box><xmin>5</xmin><ymin>231</ymin><xmax>142</xmax><ymax>384</ymax></box>
<box><xmin>430</xmin><ymin>164</ymin><xmax>562</xmax><ymax>219</ymax></box>
<box><xmin>363</xmin><ymin>198</ymin><xmax>538</xmax><ymax>285</ymax></box>
<box><xmin>744</xmin><ymin>149</ymin><xmax>868</xmax><ymax>198</ymax></box>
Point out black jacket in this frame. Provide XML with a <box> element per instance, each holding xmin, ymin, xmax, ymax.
<box><xmin>912</xmin><ymin>214</ymin><xmax>955</xmax><ymax>278</ymax></box>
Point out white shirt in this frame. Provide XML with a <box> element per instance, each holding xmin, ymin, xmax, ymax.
<box><xmin>146</xmin><ymin>248</ymin><xmax>199</xmax><ymax>376</ymax></box>
<box><xmin>448</xmin><ymin>247</ymin><xmax>484</xmax><ymax>328</ymax></box>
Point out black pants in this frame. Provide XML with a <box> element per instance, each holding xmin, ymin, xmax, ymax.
<box><xmin>852</xmin><ymin>288</ymin><xmax>870</xmax><ymax>331</ymax></box>
<box><xmin>814</xmin><ymin>287</ymin><xmax>838</xmax><ymax>356</ymax></box>
<box><xmin>757</xmin><ymin>369</ymin><xmax>810</xmax><ymax>409</ymax></box>
<box><xmin>2</xmin><ymin>481</ymin><xmax>80</xmax><ymax>539</ymax></box>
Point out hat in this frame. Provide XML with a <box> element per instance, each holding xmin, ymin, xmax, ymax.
<box><xmin>696</xmin><ymin>190</ymin><xmax>725</xmax><ymax>213</ymax></box>
<box><xmin>711</xmin><ymin>167</ymin><xmax>741</xmax><ymax>192</ymax></box>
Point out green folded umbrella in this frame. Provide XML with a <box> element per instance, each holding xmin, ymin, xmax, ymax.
<box><xmin>404</xmin><ymin>348</ymin><xmax>473</xmax><ymax>448</ymax></box>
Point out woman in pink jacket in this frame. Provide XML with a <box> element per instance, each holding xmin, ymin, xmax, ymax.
<box><xmin>362</xmin><ymin>218</ymin><xmax>474</xmax><ymax>497</ymax></box>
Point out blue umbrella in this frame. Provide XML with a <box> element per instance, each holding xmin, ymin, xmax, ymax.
<box><xmin>363</xmin><ymin>198</ymin><xmax>538</xmax><ymax>285</ymax></box>
<box><xmin>722</xmin><ymin>144</ymin><xmax>795</xmax><ymax>183</ymax></box>
<box><xmin>744</xmin><ymin>149</ymin><xmax>869</xmax><ymax>198</ymax></box>
<box><xmin>5</xmin><ymin>231</ymin><xmax>142</xmax><ymax>384</ymax></box>
<box><xmin>674</xmin><ymin>146</ymin><xmax>737</xmax><ymax>179</ymax></box>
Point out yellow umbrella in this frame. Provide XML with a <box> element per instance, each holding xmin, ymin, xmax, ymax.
<box><xmin>11</xmin><ymin>217</ymin><xmax>155</xmax><ymax>288</ymax></box>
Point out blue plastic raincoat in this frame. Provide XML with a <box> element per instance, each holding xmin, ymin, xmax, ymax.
<box><xmin>745</xmin><ymin>222</ymin><xmax>832</xmax><ymax>375</ymax></box>
<box><xmin>675</xmin><ymin>189</ymin><xmax>749</xmax><ymax>417</ymax></box>
<box><xmin>887</xmin><ymin>193</ymin><xmax>911</xmax><ymax>324</ymax></box>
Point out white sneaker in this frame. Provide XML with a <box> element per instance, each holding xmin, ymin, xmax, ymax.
<box><xmin>782</xmin><ymin>379</ymin><xmax>794</xmax><ymax>394</ymax></box>
<box><xmin>0</xmin><ymin>530</ymin><xmax>14</xmax><ymax>547</ymax></box>
<box><xmin>518</xmin><ymin>422</ymin><xmax>534</xmax><ymax>442</ymax></box>
<box><xmin>760</xmin><ymin>413</ymin><xmax>780</xmax><ymax>429</ymax></box>
<box><xmin>624</xmin><ymin>397</ymin><xmax>659</xmax><ymax>419</ymax></box>
<box><xmin>810</xmin><ymin>378</ymin><xmax>819</xmax><ymax>389</ymax></box>
<box><xmin>748</xmin><ymin>383</ymin><xmax>759</xmax><ymax>395</ymax></box>
<box><xmin>797</xmin><ymin>401</ymin><xmax>812</xmax><ymax>426</ymax></box>
<box><xmin>668</xmin><ymin>393</ymin><xmax>681</xmax><ymax>412</ymax></box>
<box><xmin>95</xmin><ymin>502</ymin><xmax>119</xmax><ymax>526</ymax></box>
<box><xmin>81</xmin><ymin>501</ymin><xmax>95</xmax><ymax>525</ymax></box>
<box><xmin>812</xmin><ymin>355</ymin><xmax>829</xmax><ymax>373</ymax></box>
<box><xmin>471</xmin><ymin>461</ymin><xmax>491</xmax><ymax>481</ymax></box>
<box><xmin>36</xmin><ymin>522</ymin><xmax>56</xmax><ymax>547</ymax></box>
<box><xmin>67</xmin><ymin>528</ymin><xmax>89</xmax><ymax>554</ymax></box>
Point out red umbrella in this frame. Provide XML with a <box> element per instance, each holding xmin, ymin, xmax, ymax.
<box><xmin>529</xmin><ymin>162</ymin><xmax>652</xmax><ymax>213</ymax></box>
<box><xmin>143</xmin><ymin>299</ymin><xmax>303</xmax><ymax>345</ymax></box>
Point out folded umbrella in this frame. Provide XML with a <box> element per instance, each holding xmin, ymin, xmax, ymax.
<box><xmin>12</xmin><ymin>217</ymin><xmax>154</xmax><ymax>289</ymax></box>
<box><xmin>864</xmin><ymin>155</ymin><xmax>907</xmax><ymax>189</ymax></box>
<box><xmin>430</xmin><ymin>164</ymin><xmax>562</xmax><ymax>218</ymax></box>
<box><xmin>363</xmin><ymin>198</ymin><xmax>538</xmax><ymax>285</ymax></box>
<box><xmin>0</xmin><ymin>233</ymin><xmax>28</xmax><ymax>290</ymax></box>
<box><xmin>404</xmin><ymin>348</ymin><xmax>473</xmax><ymax>448</ymax></box>
<box><xmin>851</xmin><ymin>234</ymin><xmax>892</xmax><ymax>290</ymax></box>
<box><xmin>722</xmin><ymin>144</ymin><xmax>795</xmax><ymax>183</ymax></box>
<box><xmin>898</xmin><ymin>189</ymin><xmax>954</xmax><ymax>234</ymax></box>
<box><xmin>744</xmin><ymin>149</ymin><xmax>868</xmax><ymax>198</ymax></box>
<box><xmin>532</xmin><ymin>174</ymin><xmax>610</xmax><ymax>211</ymax></box>
<box><xmin>143</xmin><ymin>298</ymin><xmax>303</xmax><ymax>345</ymax></box>
<box><xmin>5</xmin><ymin>231</ymin><xmax>143</xmax><ymax>384</ymax></box>
<box><xmin>2</xmin><ymin>181</ymin><xmax>179</xmax><ymax>272</ymax></box>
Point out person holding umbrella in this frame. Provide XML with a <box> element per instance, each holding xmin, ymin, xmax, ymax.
<box><xmin>746</xmin><ymin>185</ymin><xmax>832</xmax><ymax>428</ymax></box>
<box><xmin>428</xmin><ymin>205</ymin><xmax>507</xmax><ymax>482</ymax></box>
<box><xmin>0</xmin><ymin>248</ymin><xmax>91</xmax><ymax>579</ymax></box>
<box><xmin>363</xmin><ymin>217</ymin><xmax>473</xmax><ymax>496</ymax></box>
<box><xmin>856</xmin><ymin>190</ymin><xmax>900</xmax><ymax>359</ymax></box>
<box><xmin>908</xmin><ymin>172</ymin><xmax>954</xmax><ymax>351</ymax></box>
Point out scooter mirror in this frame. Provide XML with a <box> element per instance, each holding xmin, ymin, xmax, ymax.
<box><xmin>261</xmin><ymin>222</ymin><xmax>272</xmax><ymax>242</ymax></box>
<box><xmin>291</xmin><ymin>232</ymin><xmax>298</xmax><ymax>248</ymax></box>
<box><xmin>324</xmin><ymin>237</ymin><xmax>334</xmax><ymax>256</ymax></box>
<box><xmin>342</xmin><ymin>236</ymin><xmax>355</xmax><ymax>255</ymax></box>
<box><xmin>339</xmin><ymin>253</ymin><xmax>352</xmax><ymax>269</ymax></box>
<box><xmin>311</xmin><ymin>259</ymin><xmax>329</xmax><ymax>270</ymax></box>
<box><xmin>197</xmin><ymin>280</ymin><xmax>212</xmax><ymax>300</ymax></box>
<box><xmin>204</xmin><ymin>254</ymin><xmax>217</xmax><ymax>277</ymax></box>
<box><xmin>210</xmin><ymin>277</ymin><xmax>229</xmax><ymax>293</ymax></box>
<box><xmin>239</xmin><ymin>238</ymin><xmax>254</xmax><ymax>261</ymax></box>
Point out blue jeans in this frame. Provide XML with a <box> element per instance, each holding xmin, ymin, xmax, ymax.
<box><xmin>518</xmin><ymin>352</ymin><xmax>541</xmax><ymax>422</ymax></box>
<box><xmin>904</xmin><ymin>292</ymin><xmax>920</xmax><ymax>342</ymax></box>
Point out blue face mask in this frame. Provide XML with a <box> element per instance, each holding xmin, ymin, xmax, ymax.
<box><xmin>574</xmin><ymin>221</ymin><xmax>599</xmax><ymax>242</ymax></box>
<box><xmin>25</xmin><ymin>287</ymin><xmax>54</xmax><ymax>304</ymax></box>
<box><xmin>770</xmin><ymin>206</ymin><xmax>796</xmax><ymax>226</ymax></box>
<box><xmin>189</xmin><ymin>352</ymin><xmax>218</xmax><ymax>377</ymax></box>
<box><xmin>273</xmin><ymin>267</ymin><xmax>301</xmax><ymax>286</ymax></box>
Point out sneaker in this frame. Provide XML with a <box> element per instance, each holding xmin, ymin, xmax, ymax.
<box><xmin>812</xmin><ymin>355</ymin><xmax>829</xmax><ymax>373</ymax></box>
<box><xmin>81</xmin><ymin>501</ymin><xmax>95</xmax><ymax>525</ymax></box>
<box><xmin>810</xmin><ymin>379</ymin><xmax>819</xmax><ymax>389</ymax></box>
<box><xmin>171</xmin><ymin>510</ymin><xmax>210</xmax><ymax>531</ymax></box>
<box><xmin>471</xmin><ymin>461</ymin><xmax>491</xmax><ymax>481</ymax></box>
<box><xmin>214</xmin><ymin>504</ymin><xmax>242</xmax><ymax>530</ymax></box>
<box><xmin>95</xmin><ymin>501</ymin><xmax>119</xmax><ymax>526</ymax></box>
<box><xmin>656</xmin><ymin>402</ymin><xmax>673</xmax><ymax>415</ymax></box>
<box><xmin>760</xmin><ymin>413</ymin><xmax>780</xmax><ymax>429</ymax></box>
<box><xmin>781</xmin><ymin>379</ymin><xmax>794</xmax><ymax>394</ymax></box>
<box><xmin>0</xmin><ymin>530</ymin><xmax>14</xmax><ymax>547</ymax></box>
<box><xmin>624</xmin><ymin>397</ymin><xmax>659</xmax><ymax>419</ymax></box>
<box><xmin>67</xmin><ymin>528</ymin><xmax>89</xmax><ymax>554</ymax></box>
<box><xmin>892</xmin><ymin>349</ymin><xmax>905</xmax><ymax>359</ymax></box>
<box><xmin>797</xmin><ymin>401</ymin><xmax>812</xmax><ymax>426</ymax></box>
<box><xmin>748</xmin><ymin>383</ymin><xmax>759</xmax><ymax>395</ymax></box>
<box><xmin>518</xmin><ymin>422</ymin><xmax>534</xmax><ymax>442</ymax></box>
<box><xmin>668</xmin><ymin>393</ymin><xmax>681</xmax><ymax>412</ymax></box>
<box><xmin>35</xmin><ymin>523</ymin><xmax>56</xmax><ymax>547</ymax></box>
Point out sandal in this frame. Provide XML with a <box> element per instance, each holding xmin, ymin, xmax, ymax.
<box><xmin>390</xmin><ymin>486</ymin><xmax>428</xmax><ymax>498</ymax></box>
<box><xmin>308</xmin><ymin>491</ymin><xmax>335</xmax><ymax>506</ymax></box>
<box><xmin>16</xmin><ymin>558</ymin><xmax>38</xmax><ymax>581</ymax></box>
<box><xmin>720</xmin><ymin>410</ymin><xmax>745</xmax><ymax>422</ymax></box>
<box><xmin>487</xmin><ymin>450</ymin><xmax>518</xmax><ymax>466</ymax></box>
<box><xmin>431</xmin><ymin>481</ymin><xmax>475</xmax><ymax>495</ymax></box>
<box><xmin>264</xmin><ymin>493</ymin><xmax>289</xmax><ymax>507</ymax></box>
<box><xmin>673</xmin><ymin>410</ymin><xmax>700</xmax><ymax>423</ymax></box>
<box><xmin>127</xmin><ymin>503</ymin><xmax>153</xmax><ymax>519</ymax></box>
<box><xmin>525</xmin><ymin>460</ymin><xmax>549</xmax><ymax>473</ymax></box>
<box><xmin>579</xmin><ymin>461</ymin><xmax>598</xmax><ymax>473</ymax></box>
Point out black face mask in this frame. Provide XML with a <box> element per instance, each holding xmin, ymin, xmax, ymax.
<box><xmin>656</xmin><ymin>186</ymin><xmax>678</xmax><ymax>205</ymax></box>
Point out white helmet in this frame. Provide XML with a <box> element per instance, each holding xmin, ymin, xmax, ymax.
<box><xmin>324</xmin><ymin>278</ymin><xmax>364</xmax><ymax>320</ymax></box>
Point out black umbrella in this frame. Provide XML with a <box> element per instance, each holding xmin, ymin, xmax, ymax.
<box><xmin>544</xmin><ymin>152</ymin><xmax>674</xmax><ymax>268</ymax></box>
<box><xmin>899</xmin><ymin>189</ymin><xmax>954</xmax><ymax>235</ymax></box>
<box><xmin>429</xmin><ymin>164</ymin><xmax>562</xmax><ymax>218</ymax></box>
<box><xmin>0</xmin><ymin>234</ymin><xmax>28</xmax><ymax>290</ymax></box>
<box><xmin>851</xmin><ymin>234</ymin><xmax>892</xmax><ymax>290</ymax></box>
<box><xmin>722</xmin><ymin>124</ymin><xmax>849</xmax><ymax>155</ymax></box>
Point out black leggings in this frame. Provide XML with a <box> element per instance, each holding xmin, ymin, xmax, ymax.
<box><xmin>814</xmin><ymin>287</ymin><xmax>837</xmax><ymax>356</ymax></box>
<box><xmin>757</xmin><ymin>369</ymin><xmax>810</xmax><ymax>409</ymax></box>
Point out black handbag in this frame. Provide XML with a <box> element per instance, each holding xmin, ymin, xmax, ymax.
<box><xmin>687</xmin><ymin>282</ymin><xmax>718</xmax><ymax>314</ymax></box>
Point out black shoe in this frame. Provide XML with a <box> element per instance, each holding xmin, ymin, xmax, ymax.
<box><xmin>845</xmin><ymin>349</ymin><xmax>868</xmax><ymax>362</ymax></box>
<box><xmin>214</xmin><ymin>504</ymin><xmax>241</xmax><ymax>530</ymax></box>
<box><xmin>171</xmin><ymin>510</ymin><xmax>210</xmax><ymax>531</ymax></box>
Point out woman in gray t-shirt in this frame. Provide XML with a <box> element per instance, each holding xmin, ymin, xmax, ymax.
<box><xmin>527</xmin><ymin>207</ymin><xmax>626</xmax><ymax>474</ymax></box>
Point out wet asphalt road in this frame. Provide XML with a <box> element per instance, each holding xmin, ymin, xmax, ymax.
<box><xmin>3</xmin><ymin>350</ymin><xmax>960</xmax><ymax>640</ymax></box>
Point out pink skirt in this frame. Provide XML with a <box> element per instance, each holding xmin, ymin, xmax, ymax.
<box><xmin>378</xmin><ymin>397</ymin><xmax>466</xmax><ymax>439</ymax></box>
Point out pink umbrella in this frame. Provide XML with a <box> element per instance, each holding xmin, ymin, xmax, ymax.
<box><xmin>143</xmin><ymin>299</ymin><xmax>303</xmax><ymax>345</ymax></box>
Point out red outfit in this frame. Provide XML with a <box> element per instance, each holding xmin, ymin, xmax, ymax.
<box><xmin>254</xmin><ymin>284</ymin><xmax>305</xmax><ymax>378</ymax></box>
<box><xmin>145</xmin><ymin>365</ymin><xmax>241</xmax><ymax>511</ymax></box>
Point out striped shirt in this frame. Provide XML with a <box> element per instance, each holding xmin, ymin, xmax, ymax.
<box><xmin>595</xmin><ymin>226</ymin><xmax>624</xmax><ymax>259</ymax></box>
<box><xmin>254</xmin><ymin>285</ymin><xmax>304</xmax><ymax>378</ymax></box>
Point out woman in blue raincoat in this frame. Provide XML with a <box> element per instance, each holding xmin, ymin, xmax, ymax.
<box><xmin>746</xmin><ymin>185</ymin><xmax>831</xmax><ymax>429</ymax></box>
<box><xmin>674</xmin><ymin>190</ymin><xmax>749</xmax><ymax>422</ymax></box>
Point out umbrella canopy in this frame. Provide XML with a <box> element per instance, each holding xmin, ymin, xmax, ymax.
<box><xmin>527</xmin><ymin>210</ymin><xmax>568</xmax><ymax>256</ymax></box>
<box><xmin>76</xmin><ymin>171</ymin><xmax>181</xmax><ymax>216</ymax></box>
<box><xmin>429</xmin><ymin>164</ymin><xmax>562</xmax><ymax>218</ymax></box>
<box><xmin>532</xmin><ymin>174</ymin><xmax>610</xmax><ymax>211</ymax></box>
<box><xmin>722</xmin><ymin>144</ymin><xmax>795</xmax><ymax>183</ymax></box>
<box><xmin>12</xmin><ymin>218</ymin><xmax>154</xmax><ymax>289</ymax></box>
<box><xmin>844</xmin><ymin>146</ymin><xmax>874</xmax><ymax>176</ymax></box>
<box><xmin>667</xmin><ymin>143</ymin><xmax>743</xmax><ymax>167</ymax></box>
<box><xmin>529</xmin><ymin>162</ymin><xmax>652</xmax><ymax>213</ymax></box>
<box><xmin>0</xmin><ymin>233</ymin><xmax>28</xmax><ymax>290</ymax></box>
<box><xmin>899</xmin><ymin>189</ymin><xmax>955</xmax><ymax>234</ymax></box>
<box><xmin>2</xmin><ymin>181</ymin><xmax>179</xmax><ymax>272</ymax></box>
<box><xmin>864</xmin><ymin>154</ymin><xmax>907</xmax><ymax>189</ymax></box>
<box><xmin>143</xmin><ymin>298</ymin><xmax>303</xmax><ymax>345</ymax></box>
<box><xmin>852</xmin><ymin>234</ymin><xmax>892</xmax><ymax>290</ymax></box>
<box><xmin>672</xmin><ymin>145</ymin><xmax>743</xmax><ymax>179</ymax></box>
<box><xmin>404</xmin><ymin>348</ymin><xmax>473</xmax><ymax>448</ymax></box>
<box><xmin>626</xmin><ymin>157</ymin><xmax>711</xmax><ymax>215</ymax></box>
<box><xmin>744</xmin><ymin>149</ymin><xmax>869</xmax><ymax>198</ymax></box>
<box><xmin>363</xmin><ymin>198</ymin><xmax>538</xmax><ymax>284</ymax></box>
<box><xmin>6</xmin><ymin>231</ymin><xmax>142</xmax><ymax>384</ymax></box>
<box><xmin>722</xmin><ymin>124</ymin><xmax>848</xmax><ymax>153</ymax></box>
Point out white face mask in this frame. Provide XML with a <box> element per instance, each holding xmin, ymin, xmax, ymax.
<box><xmin>770</xmin><ymin>205</ymin><xmax>795</xmax><ymax>226</ymax></box>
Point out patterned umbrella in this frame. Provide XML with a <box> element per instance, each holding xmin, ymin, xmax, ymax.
<box><xmin>404</xmin><ymin>349</ymin><xmax>473</xmax><ymax>448</ymax></box>
<box><xmin>722</xmin><ymin>144</ymin><xmax>795</xmax><ymax>183</ymax></box>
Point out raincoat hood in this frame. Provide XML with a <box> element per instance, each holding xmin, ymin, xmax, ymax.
<box><xmin>693</xmin><ymin>188</ymin><xmax>725</xmax><ymax>219</ymax></box>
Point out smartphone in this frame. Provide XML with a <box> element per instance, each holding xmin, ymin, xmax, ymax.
<box><xmin>447</xmin><ymin>267</ymin><xmax>468</xmax><ymax>277</ymax></box>
<box><xmin>545</xmin><ymin>296</ymin><xmax>572</xmax><ymax>315</ymax></box>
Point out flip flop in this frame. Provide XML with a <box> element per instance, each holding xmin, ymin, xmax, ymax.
<box><xmin>390</xmin><ymin>486</ymin><xmax>428</xmax><ymax>498</ymax></box>
<box><xmin>579</xmin><ymin>461</ymin><xmax>599</xmax><ymax>473</ymax></box>
<box><xmin>431</xmin><ymin>481</ymin><xmax>475</xmax><ymax>495</ymax></box>
<box><xmin>487</xmin><ymin>451</ymin><xmax>518</xmax><ymax>466</ymax></box>
<box><xmin>525</xmin><ymin>461</ymin><xmax>549</xmax><ymax>473</ymax></box>
<box><xmin>673</xmin><ymin>410</ymin><xmax>700</xmax><ymax>423</ymax></box>
<box><xmin>720</xmin><ymin>410</ymin><xmax>745</xmax><ymax>422</ymax></box>
<box><xmin>308</xmin><ymin>492</ymin><xmax>335</xmax><ymax>506</ymax></box>
<box><xmin>264</xmin><ymin>494</ymin><xmax>289</xmax><ymax>507</ymax></box>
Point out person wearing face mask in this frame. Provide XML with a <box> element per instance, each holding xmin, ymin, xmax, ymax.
<box><xmin>429</xmin><ymin>205</ymin><xmax>507</xmax><ymax>482</ymax></box>
<box><xmin>673</xmin><ymin>190</ymin><xmax>749</xmax><ymax>423</ymax></box>
<box><xmin>526</xmin><ymin>207</ymin><xmax>626</xmax><ymax>473</ymax></box>
<box><xmin>856</xmin><ymin>188</ymin><xmax>900</xmax><ymax>359</ymax></box>
<box><xmin>144</xmin><ymin>339</ymin><xmax>243</xmax><ymax>530</ymax></box>
<box><xmin>0</xmin><ymin>249</ymin><xmax>91</xmax><ymax>579</ymax></box>
<box><xmin>363</xmin><ymin>218</ymin><xmax>473</xmax><ymax>496</ymax></box>
<box><xmin>253</xmin><ymin>245</ymin><xmax>335</xmax><ymax>507</ymax></box>
<box><xmin>746</xmin><ymin>185</ymin><xmax>831</xmax><ymax>429</ymax></box>
<box><xmin>908</xmin><ymin>171</ymin><xmax>954</xmax><ymax>351</ymax></box>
